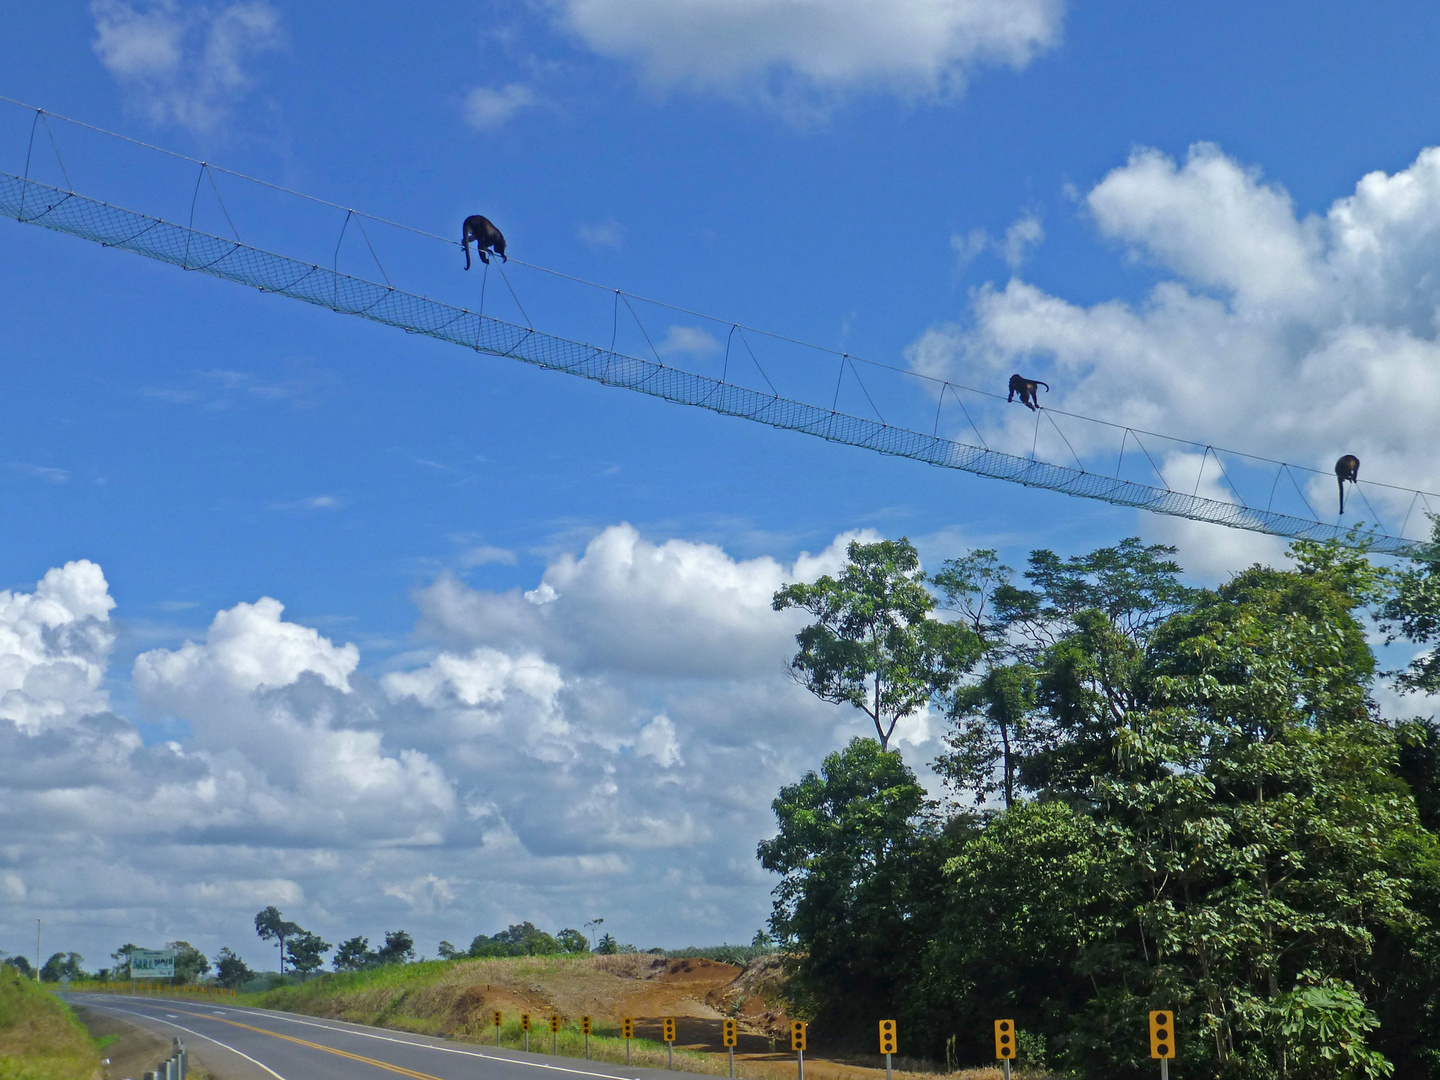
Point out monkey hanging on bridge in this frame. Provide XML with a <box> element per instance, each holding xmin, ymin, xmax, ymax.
<box><xmin>462</xmin><ymin>215</ymin><xmax>507</xmax><ymax>269</ymax></box>
<box><xmin>1335</xmin><ymin>454</ymin><xmax>1360</xmax><ymax>515</ymax></box>
<box><xmin>1007</xmin><ymin>374</ymin><xmax>1049</xmax><ymax>411</ymax></box>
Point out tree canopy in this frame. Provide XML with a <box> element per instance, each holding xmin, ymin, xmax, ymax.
<box><xmin>759</xmin><ymin>536</ymin><xmax>1440</xmax><ymax>1079</ymax></box>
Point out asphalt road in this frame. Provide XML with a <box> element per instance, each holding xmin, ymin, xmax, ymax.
<box><xmin>67</xmin><ymin>993</ymin><xmax>697</xmax><ymax>1080</ymax></box>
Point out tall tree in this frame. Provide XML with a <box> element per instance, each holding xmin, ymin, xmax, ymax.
<box><xmin>254</xmin><ymin>907</ymin><xmax>300</xmax><ymax>974</ymax></box>
<box><xmin>757</xmin><ymin>737</ymin><xmax>952</xmax><ymax>1029</ymax></box>
<box><xmin>374</xmin><ymin>931</ymin><xmax>414</xmax><ymax>966</ymax></box>
<box><xmin>773</xmin><ymin>538</ymin><xmax>979</xmax><ymax>750</ymax></box>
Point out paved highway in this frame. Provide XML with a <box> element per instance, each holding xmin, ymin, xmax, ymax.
<box><xmin>68</xmin><ymin>993</ymin><xmax>690</xmax><ymax>1080</ymax></box>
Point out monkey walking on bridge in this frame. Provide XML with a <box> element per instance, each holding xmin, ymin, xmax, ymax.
<box><xmin>462</xmin><ymin>215</ymin><xmax>507</xmax><ymax>269</ymax></box>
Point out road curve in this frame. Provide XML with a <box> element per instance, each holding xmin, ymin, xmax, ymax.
<box><xmin>66</xmin><ymin>993</ymin><xmax>689</xmax><ymax>1080</ymax></box>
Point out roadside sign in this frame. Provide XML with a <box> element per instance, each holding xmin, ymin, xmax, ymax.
<box><xmin>622</xmin><ymin>1018</ymin><xmax>634</xmax><ymax>1039</ymax></box>
<box><xmin>994</xmin><ymin>1020</ymin><xmax>1016</xmax><ymax>1059</ymax></box>
<box><xmin>131</xmin><ymin>949</ymin><xmax>176</xmax><ymax>979</ymax></box>
<box><xmin>722</xmin><ymin>1019</ymin><xmax>737</xmax><ymax>1047</ymax></box>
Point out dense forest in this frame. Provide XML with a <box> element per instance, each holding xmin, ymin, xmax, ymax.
<box><xmin>762</xmin><ymin>528</ymin><xmax>1440</xmax><ymax>1079</ymax></box>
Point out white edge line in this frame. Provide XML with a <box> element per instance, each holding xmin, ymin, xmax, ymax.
<box><xmin>81</xmin><ymin>1000</ymin><xmax>290</xmax><ymax>1080</ymax></box>
<box><xmin>123</xmin><ymin>996</ymin><xmax>644</xmax><ymax>1080</ymax></box>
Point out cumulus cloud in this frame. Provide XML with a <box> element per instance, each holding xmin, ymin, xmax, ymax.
<box><xmin>91</xmin><ymin>0</ymin><xmax>284</xmax><ymax>132</ymax></box>
<box><xmin>464</xmin><ymin>84</ymin><xmax>538</xmax><ymax>130</ymax></box>
<box><xmin>553</xmin><ymin>0</ymin><xmax>1064</xmax><ymax>113</ymax></box>
<box><xmin>577</xmin><ymin>218</ymin><xmax>625</xmax><ymax>250</ymax></box>
<box><xmin>656</xmin><ymin>325</ymin><xmax>722</xmax><ymax>359</ymax></box>
<box><xmin>1</xmin><ymin>526</ymin><xmax>935</xmax><ymax>969</ymax></box>
<box><xmin>910</xmin><ymin>141</ymin><xmax>1440</xmax><ymax>548</ymax></box>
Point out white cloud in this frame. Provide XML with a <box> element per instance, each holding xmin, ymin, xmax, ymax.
<box><xmin>554</xmin><ymin>0</ymin><xmax>1064</xmax><ymax>113</ymax></box>
<box><xmin>577</xmin><ymin>218</ymin><xmax>625</xmax><ymax>250</ymax></box>
<box><xmin>134</xmin><ymin>597</ymin><xmax>358</xmax><ymax>701</ymax></box>
<box><xmin>0</xmin><ymin>528</ymin><xmax>936</xmax><ymax>971</ymax></box>
<box><xmin>656</xmin><ymin>325</ymin><xmax>722</xmax><ymax>359</ymax></box>
<box><xmin>635</xmin><ymin>714</ymin><xmax>683</xmax><ymax>767</ymax></box>
<box><xmin>0</xmin><ymin>561</ymin><xmax>115</xmax><ymax>735</ymax></box>
<box><xmin>464</xmin><ymin>84</ymin><xmax>537</xmax><ymax>130</ymax></box>
<box><xmin>91</xmin><ymin>0</ymin><xmax>284</xmax><ymax>132</ymax></box>
<box><xmin>950</xmin><ymin>213</ymin><xmax>1045</xmax><ymax>271</ymax></box>
<box><xmin>910</xmin><ymin>141</ymin><xmax>1440</xmax><ymax>557</ymax></box>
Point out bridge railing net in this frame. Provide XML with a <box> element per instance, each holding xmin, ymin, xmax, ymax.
<box><xmin>1</xmin><ymin>171</ymin><xmax>1420</xmax><ymax>559</ymax></box>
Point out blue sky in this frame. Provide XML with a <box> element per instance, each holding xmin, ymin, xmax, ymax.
<box><xmin>4</xmin><ymin>1</ymin><xmax>1440</xmax><ymax>974</ymax></box>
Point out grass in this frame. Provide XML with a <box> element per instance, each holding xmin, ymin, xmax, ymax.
<box><xmin>0</xmin><ymin>969</ymin><xmax>101</xmax><ymax>1080</ymax></box>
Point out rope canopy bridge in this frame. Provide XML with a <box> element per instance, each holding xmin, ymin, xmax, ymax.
<box><xmin>1</xmin><ymin>125</ymin><xmax>1434</xmax><ymax>559</ymax></box>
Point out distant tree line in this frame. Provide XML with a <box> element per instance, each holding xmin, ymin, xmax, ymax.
<box><xmin>763</xmin><ymin>532</ymin><xmax>1440</xmax><ymax>1080</ymax></box>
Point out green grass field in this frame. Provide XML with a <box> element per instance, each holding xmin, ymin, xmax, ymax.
<box><xmin>0</xmin><ymin>969</ymin><xmax>101</xmax><ymax>1080</ymax></box>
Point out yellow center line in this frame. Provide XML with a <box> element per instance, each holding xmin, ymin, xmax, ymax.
<box><xmin>171</xmin><ymin>1007</ymin><xmax>446</xmax><ymax>1080</ymax></box>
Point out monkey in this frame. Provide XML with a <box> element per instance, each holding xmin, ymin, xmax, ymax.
<box><xmin>1007</xmin><ymin>374</ymin><xmax>1050</xmax><ymax>411</ymax></box>
<box><xmin>462</xmin><ymin>215</ymin><xmax>507</xmax><ymax>269</ymax></box>
<box><xmin>1335</xmin><ymin>454</ymin><xmax>1360</xmax><ymax>515</ymax></box>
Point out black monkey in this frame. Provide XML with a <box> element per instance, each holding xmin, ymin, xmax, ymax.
<box><xmin>462</xmin><ymin>215</ymin><xmax>507</xmax><ymax>269</ymax></box>
<box><xmin>1335</xmin><ymin>454</ymin><xmax>1360</xmax><ymax>515</ymax></box>
<box><xmin>1007</xmin><ymin>374</ymin><xmax>1050</xmax><ymax>411</ymax></box>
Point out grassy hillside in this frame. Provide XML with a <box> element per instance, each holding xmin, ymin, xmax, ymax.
<box><xmin>0</xmin><ymin>969</ymin><xmax>101</xmax><ymax>1080</ymax></box>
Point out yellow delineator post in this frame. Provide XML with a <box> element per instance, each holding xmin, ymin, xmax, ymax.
<box><xmin>791</xmin><ymin>1020</ymin><xmax>807</xmax><ymax>1080</ymax></box>
<box><xmin>663</xmin><ymin>1016</ymin><xmax>677</xmax><ymax>1070</ymax></box>
<box><xmin>994</xmin><ymin>1020</ymin><xmax>1016</xmax><ymax>1080</ymax></box>
<box><xmin>722</xmin><ymin>1018</ymin><xmax>738</xmax><ymax>1078</ymax></box>
<box><xmin>550</xmin><ymin>1013</ymin><xmax>560</xmax><ymax>1055</ymax></box>
<box><xmin>622</xmin><ymin>1018</ymin><xmax>634</xmax><ymax>1065</ymax></box>
<box><xmin>1149</xmin><ymin>1011</ymin><xmax>1177</xmax><ymax>1080</ymax></box>
<box><xmin>878</xmin><ymin>1019</ymin><xmax>897</xmax><ymax>1080</ymax></box>
<box><xmin>493</xmin><ymin>1010</ymin><xmax>502</xmax><ymax>1046</ymax></box>
<box><xmin>582</xmin><ymin>1016</ymin><xmax>592</xmax><ymax>1059</ymax></box>
<box><xmin>521</xmin><ymin>1012</ymin><xmax>531</xmax><ymax>1053</ymax></box>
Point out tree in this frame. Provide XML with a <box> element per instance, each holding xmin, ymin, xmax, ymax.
<box><xmin>40</xmin><ymin>952</ymin><xmax>86</xmax><ymax>983</ymax></box>
<box><xmin>556</xmin><ymin>928</ymin><xmax>590</xmax><ymax>954</ymax></box>
<box><xmin>110</xmin><ymin>944</ymin><xmax>138</xmax><ymax>980</ymax></box>
<box><xmin>333</xmin><ymin>936</ymin><xmax>376</xmax><ymax>971</ymax></box>
<box><xmin>166</xmin><ymin>941</ymin><xmax>211</xmax><ymax>984</ymax></box>
<box><xmin>436</xmin><ymin>940</ymin><xmax>461</xmax><ymax>960</ymax></box>
<box><xmin>212</xmin><ymin>947</ymin><xmax>253</xmax><ymax>989</ymax></box>
<box><xmin>595</xmin><ymin>933</ymin><xmax>618</xmax><ymax>955</ymax></box>
<box><xmin>284</xmin><ymin>930</ymin><xmax>332</xmax><ymax>975</ymax></box>
<box><xmin>773</xmin><ymin>538</ymin><xmax>980</xmax><ymax>750</ymax></box>
<box><xmin>254</xmin><ymin>907</ymin><xmax>301</xmax><ymax>974</ymax></box>
<box><xmin>3</xmin><ymin>954</ymin><xmax>34</xmax><ymax>977</ymax></box>
<box><xmin>374</xmin><ymin>930</ymin><xmax>414</xmax><ymax>966</ymax></box>
<box><xmin>757</xmin><ymin>737</ymin><xmax>950</xmax><ymax>1029</ymax></box>
<box><xmin>468</xmin><ymin>923</ymin><xmax>561</xmax><ymax>958</ymax></box>
<box><xmin>1379</xmin><ymin>514</ymin><xmax>1440</xmax><ymax>694</ymax></box>
<box><xmin>931</xmin><ymin>549</ymin><xmax>1038</xmax><ymax>807</ymax></box>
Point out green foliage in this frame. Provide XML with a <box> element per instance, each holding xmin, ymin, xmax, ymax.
<box><xmin>374</xmin><ymin>931</ymin><xmax>413</xmax><ymax>966</ymax></box>
<box><xmin>556</xmin><ymin>929</ymin><xmax>590</xmax><ymax>954</ymax></box>
<box><xmin>595</xmin><ymin>933</ymin><xmax>618</xmax><ymax>955</ymax></box>
<box><xmin>37</xmin><ymin>954</ymin><xmax>85</xmax><ymax>984</ymax></box>
<box><xmin>165</xmin><ymin>940</ymin><xmax>210</xmax><ymax>984</ymax></box>
<box><xmin>773</xmin><ymin>538</ymin><xmax>980</xmax><ymax>750</ymax></box>
<box><xmin>333</xmin><ymin>935</ymin><xmax>376</xmax><ymax>971</ymax></box>
<box><xmin>757</xmin><ymin>737</ymin><xmax>951</xmax><ymax>1030</ymax></box>
<box><xmin>212</xmin><ymin>946</ymin><xmax>253</xmax><ymax>989</ymax></box>
<box><xmin>0</xmin><ymin>966</ymin><xmax>101</xmax><ymax>1080</ymax></box>
<box><xmin>1379</xmin><ymin>514</ymin><xmax>1440</xmax><ymax>694</ymax></box>
<box><xmin>762</xmin><ymin>536</ymin><xmax>1440</xmax><ymax>1078</ymax></box>
<box><xmin>436</xmin><ymin>940</ymin><xmax>461</xmax><ymax>960</ymax></box>
<box><xmin>468</xmin><ymin>922</ymin><xmax>560</xmax><ymax>958</ymax></box>
<box><xmin>254</xmin><ymin>906</ymin><xmax>301</xmax><ymax>974</ymax></box>
<box><xmin>658</xmin><ymin>944</ymin><xmax>779</xmax><ymax>966</ymax></box>
<box><xmin>284</xmin><ymin>930</ymin><xmax>332</xmax><ymax>975</ymax></box>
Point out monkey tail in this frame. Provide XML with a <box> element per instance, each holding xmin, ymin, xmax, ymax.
<box><xmin>1338</xmin><ymin>475</ymin><xmax>1345</xmax><ymax>515</ymax></box>
<box><xmin>1037</xmin><ymin>381</ymin><xmax>1050</xmax><ymax>392</ymax></box>
<box><xmin>462</xmin><ymin>236</ymin><xmax>471</xmax><ymax>271</ymax></box>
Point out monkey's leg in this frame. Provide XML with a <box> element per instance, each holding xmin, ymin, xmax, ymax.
<box><xmin>1338</xmin><ymin>477</ymin><xmax>1345</xmax><ymax>515</ymax></box>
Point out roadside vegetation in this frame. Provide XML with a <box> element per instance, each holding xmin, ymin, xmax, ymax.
<box><xmin>762</xmin><ymin>530</ymin><xmax>1440</xmax><ymax>1079</ymax></box>
<box><xmin>0</xmin><ymin>966</ymin><xmax>102</xmax><ymax>1080</ymax></box>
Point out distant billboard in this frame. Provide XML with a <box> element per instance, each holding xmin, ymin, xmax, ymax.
<box><xmin>130</xmin><ymin>949</ymin><xmax>176</xmax><ymax>978</ymax></box>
